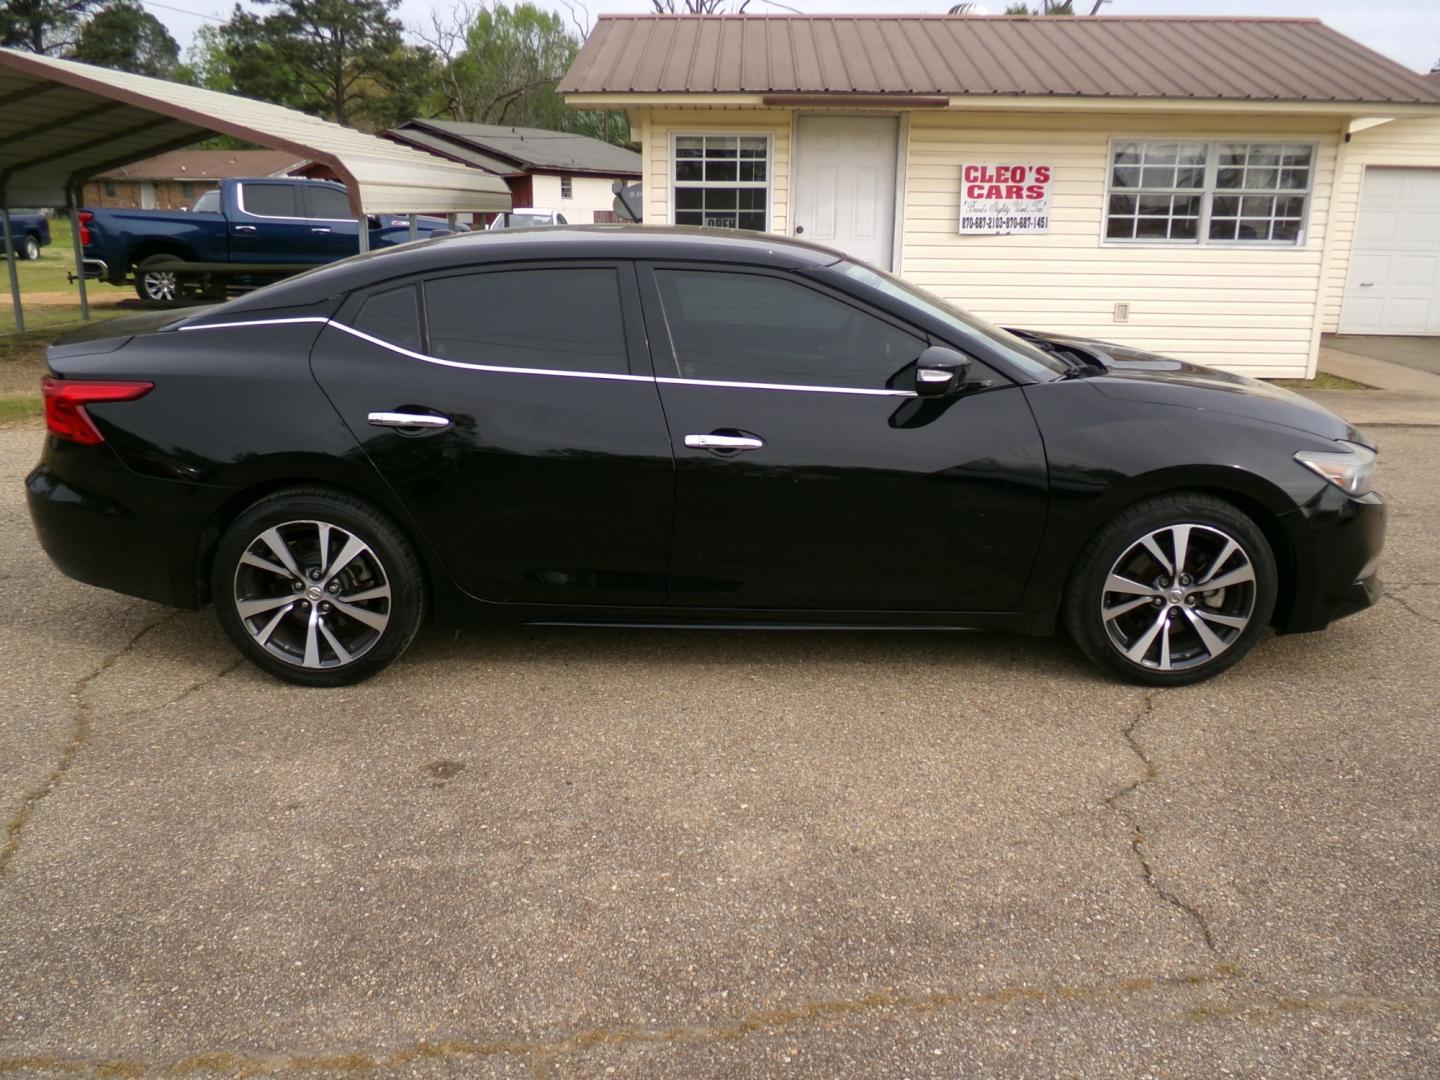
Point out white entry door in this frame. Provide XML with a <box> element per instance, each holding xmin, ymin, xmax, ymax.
<box><xmin>793</xmin><ymin>116</ymin><xmax>898</xmax><ymax>269</ymax></box>
<box><xmin>1340</xmin><ymin>167</ymin><xmax>1440</xmax><ymax>334</ymax></box>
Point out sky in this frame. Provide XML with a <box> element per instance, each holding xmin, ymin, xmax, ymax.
<box><xmin>146</xmin><ymin>0</ymin><xmax>1440</xmax><ymax>76</ymax></box>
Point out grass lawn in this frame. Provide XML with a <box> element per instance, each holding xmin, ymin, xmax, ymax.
<box><xmin>1272</xmin><ymin>371</ymin><xmax>1375</xmax><ymax>391</ymax></box>
<box><xmin>3</xmin><ymin>217</ymin><xmax>134</xmax><ymax>411</ymax></box>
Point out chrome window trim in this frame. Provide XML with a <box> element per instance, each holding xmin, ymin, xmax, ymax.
<box><xmin>177</xmin><ymin>316</ymin><xmax>919</xmax><ymax>398</ymax></box>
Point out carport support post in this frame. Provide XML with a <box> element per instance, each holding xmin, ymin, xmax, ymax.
<box><xmin>408</xmin><ymin>214</ymin><xmax>418</xmax><ymax>242</ymax></box>
<box><xmin>1</xmin><ymin>208</ymin><xmax>23</xmax><ymax>335</ymax></box>
<box><xmin>68</xmin><ymin>196</ymin><xmax>90</xmax><ymax>321</ymax></box>
<box><xmin>356</xmin><ymin>216</ymin><xmax>370</xmax><ymax>254</ymax></box>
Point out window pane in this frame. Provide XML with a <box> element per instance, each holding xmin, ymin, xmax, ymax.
<box><xmin>1279</xmin><ymin>167</ymin><xmax>1309</xmax><ymax>190</ymax></box>
<box><xmin>1216</xmin><ymin>167</ymin><xmax>1243</xmax><ymax>189</ymax></box>
<box><xmin>1141</xmin><ymin>166</ymin><xmax>1177</xmax><ymax>189</ymax></box>
<box><xmin>1271</xmin><ymin>220</ymin><xmax>1301</xmax><ymax>242</ymax></box>
<box><xmin>1169</xmin><ymin>217</ymin><xmax>1199</xmax><ymax>240</ymax></box>
<box><xmin>1209</xmin><ymin>217</ymin><xmax>1239</xmax><ymax>241</ymax></box>
<box><xmin>655</xmin><ymin>270</ymin><xmax>924</xmax><ymax>389</ymax></box>
<box><xmin>1135</xmin><ymin>217</ymin><xmax>1169</xmax><ymax>238</ymax></box>
<box><xmin>1138</xmin><ymin>194</ymin><xmax>1173</xmax><ymax>215</ymax></box>
<box><xmin>1108</xmin><ymin>193</ymin><xmax>1136</xmax><ymax>215</ymax></box>
<box><xmin>1246</xmin><ymin>167</ymin><xmax>1279</xmax><ymax>190</ymax></box>
<box><xmin>675</xmin><ymin>136</ymin><xmax>703</xmax><ymax>157</ymax></box>
<box><xmin>425</xmin><ymin>269</ymin><xmax>628</xmax><ymax>375</ymax></box>
<box><xmin>1238</xmin><ymin>218</ymin><xmax>1272</xmax><ymax>240</ymax></box>
<box><xmin>1175</xmin><ymin>165</ymin><xmax>1205</xmax><ymax>189</ymax></box>
<box><xmin>241</xmin><ymin>184</ymin><xmax>299</xmax><ymax>217</ymax></box>
<box><xmin>1113</xmin><ymin>142</ymin><xmax>1142</xmax><ymax>164</ymax></box>
<box><xmin>676</xmin><ymin>160</ymin><xmax>702</xmax><ymax>182</ymax></box>
<box><xmin>1211</xmin><ymin>196</ymin><xmax>1239</xmax><ymax>217</ymax></box>
<box><xmin>1143</xmin><ymin>143</ymin><xmax>1179</xmax><ymax>164</ymax></box>
<box><xmin>1106</xmin><ymin>216</ymin><xmax>1136</xmax><ymax>239</ymax></box>
<box><xmin>306</xmin><ymin>185</ymin><xmax>351</xmax><ymax>220</ymax></box>
<box><xmin>354</xmin><ymin>286</ymin><xmax>422</xmax><ymax>352</ymax></box>
<box><xmin>707</xmin><ymin>159</ymin><xmax>737</xmax><ymax>183</ymax></box>
<box><xmin>1241</xmin><ymin>195</ymin><xmax>1276</xmax><ymax>217</ymax></box>
<box><xmin>1111</xmin><ymin>165</ymin><xmax>1141</xmax><ymax>188</ymax></box>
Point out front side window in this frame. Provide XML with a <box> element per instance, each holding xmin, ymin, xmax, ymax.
<box><xmin>1106</xmin><ymin>140</ymin><xmax>1314</xmax><ymax>245</ymax></box>
<box><xmin>673</xmin><ymin>135</ymin><xmax>769</xmax><ymax>231</ymax></box>
<box><xmin>240</xmin><ymin>183</ymin><xmax>300</xmax><ymax>218</ymax></box>
<box><xmin>425</xmin><ymin>268</ymin><xmax>629</xmax><ymax>375</ymax></box>
<box><xmin>653</xmin><ymin>269</ymin><xmax>924</xmax><ymax>388</ymax></box>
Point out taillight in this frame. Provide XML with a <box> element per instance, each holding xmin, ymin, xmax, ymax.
<box><xmin>42</xmin><ymin>377</ymin><xmax>153</xmax><ymax>445</ymax></box>
<box><xmin>77</xmin><ymin>211</ymin><xmax>93</xmax><ymax>247</ymax></box>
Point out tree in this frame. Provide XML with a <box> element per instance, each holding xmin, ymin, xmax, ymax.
<box><xmin>649</xmin><ymin>0</ymin><xmax>750</xmax><ymax>11</ymax></box>
<box><xmin>71</xmin><ymin>0</ymin><xmax>179</xmax><ymax>77</ymax></box>
<box><xmin>419</xmin><ymin>2</ymin><xmax>626</xmax><ymax>143</ymax></box>
<box><xmin>211</xmin><ymin>0</ymin><xmax>432</xmax><ymax>129</ymax></box>
<box><xmin>1004</xmin><ymin>2</ymin><xmax>1074</xmax><ymax>13</ymax></box>
<box><xmin>0</xmin><ymin>0</ymin><xmax>102</xmax><ymax>53</ymax></box>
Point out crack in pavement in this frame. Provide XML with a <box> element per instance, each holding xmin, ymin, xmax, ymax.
<box><xmin>0</xmin><ymin>962</ymin><xmax>1244</xmax><ymax>1076</ymax></box>
<box><xmin>1386</xmin><ymin>592</ymin><xmax>1440</xmax><ymax>628</ymax></box>
<box><xmin>1105</xmin><ymin>691</ymin><xmax>1219</xmax><ymax>954</ymax></box>
<box><xmin>0</xmin><ymin>609</ymin><xmax>182</xmax><ymax>881</ymax></box>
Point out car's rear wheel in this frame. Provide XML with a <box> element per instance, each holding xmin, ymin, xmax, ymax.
<box><xmin>1065</xmin><ymin>493</ymin><xmax>1277</xmax><ymax>685</ymax></box>
<box><xmin>135</xmin><ymin>254</ymin><xmax>194</xmax><ymax>306</ymax></box>
<box><xmin>213</xmin><ymin>490</ymin><xmax>425</xmax><ymax>687</ymax></box>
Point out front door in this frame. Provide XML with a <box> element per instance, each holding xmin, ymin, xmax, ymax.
<box><xmin>639</xmin><ymin>263</ymin><xmax>1048</xmax><ymax>613</ymax></box>
<box><xmin>792</xmin><ymin>116</ymin><xmax>899</xmax><ymax>269</ymax></box>
<box><xmin>230</xmin><ymin>181</ymin><xmax>332</xmax><ymax>265</ymax></box>
<box><xmin>311</xmin><ymin>262</ymin><xmax>675</xmax><ymax>606</ymax></box>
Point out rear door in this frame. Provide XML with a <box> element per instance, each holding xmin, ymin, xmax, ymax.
<box><xmin>228</xmin><ymin>181</ymin><xmax>328</xmax><ymax>264</ymax></box>
<box><xmin>639</xmin><ymin>263</ymin><xmax>1049</xmax><ymax>613</ymax></box>
<box><xmin>311</xmin><ymin>261</ymin><xmax>675</xmax><ymax>606</ymax></box>
<box><xmin>299</xmin><ymin>183</ymin><xmax>362</xmax><ymax>261</ymax></box>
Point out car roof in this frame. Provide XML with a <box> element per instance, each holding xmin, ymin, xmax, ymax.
<box><xmin>196</xmin><ymin>226</ymin><xmax>848</xmax><ymax>318</ymax></box>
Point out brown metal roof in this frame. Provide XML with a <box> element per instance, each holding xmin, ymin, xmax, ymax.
<box><xmin>559</xmin><ymin>16</ymin><xmax>1440</xmax><ymax>106</ymax></box>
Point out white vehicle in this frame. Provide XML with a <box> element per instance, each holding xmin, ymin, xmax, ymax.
<box><xmin>486</xmin><ymin>209</ymin><xmax>569</xmax><ymax>230</ymax></box>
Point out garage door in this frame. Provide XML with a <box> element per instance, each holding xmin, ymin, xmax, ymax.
<box><xmin>1340</xmin><ymin>167</ymin><xmax>1440</xmax><ymax>334</ymax></box>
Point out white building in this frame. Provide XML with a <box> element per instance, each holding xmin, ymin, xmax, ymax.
<box><xmin>561</xmin><ymin>15</ymin><xmax>1440</xmax><ymax>378</ymax></box>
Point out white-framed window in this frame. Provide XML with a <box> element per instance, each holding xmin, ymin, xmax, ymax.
<box><xmin>560</xmin><ymin>175</ymin><xmax>573</xmax><ymax>199</ymax></box>
<box><xmin>1105</xmin><ymin>139</ymin><xmax>1316</xmax><ymax>246</ymax></box>
<box><xmin>672</xmin><ymin>134</ymin><xmax>770</xmax><ymax>231</ymax></box>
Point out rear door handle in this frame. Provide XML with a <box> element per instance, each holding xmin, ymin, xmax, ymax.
<box><xmin>311</xmin><ymin>227</ymin><xmax>332</xmax><ymax>234</ymax></box>
<box><xmin>368</xmin><ymin>410</ymin><xmax>451</xmax><ymax>431</ymax></box>
<box><xmin>233</xmin><ymin>225</ymin><xmax>256</xmax><ymax>233</ymax></box>
<box><xmin>684</xmin><ymin>432</ymin><xmax>764</xmax><ymax>451</ymax></box>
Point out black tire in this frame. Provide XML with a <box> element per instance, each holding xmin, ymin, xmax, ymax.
<box><xmin>213</xmin><ymin>489</ymin><xmax>426</xmax><ymax>687</ymax></box>
<box><xmin>22</xmin><ymin>234</ymin><xmax>40</xmax><ymax>261</ymax></box>
<box><xmin>1064</xmin><ymin>493</ymin><xmax>1277</xmax><ymax>686</ymax></box>
<box><xmin>134</xmin><ymin>253</ymin><xmax>192</xmax><ymax>306</ymax></box>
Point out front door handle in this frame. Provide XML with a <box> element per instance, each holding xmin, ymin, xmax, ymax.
<box><xmin>368</xmin><ymin>410</ymin><xmax>451</xmax><ymax>431</ymax></box>
<box><xmin>233</xmin><ymin>225</ymin><xmax>257</xmax><ymax>233</ymax></box>
<box><xmin>684</xmin><ymin>432</ymin><xmax>764</xmax><ymax>452</ymax></box>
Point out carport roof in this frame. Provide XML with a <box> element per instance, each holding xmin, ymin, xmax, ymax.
<box><xmin>0</xmin><ymin>48</ymin><xmax>511</xmax><ymax>215</ymax></box>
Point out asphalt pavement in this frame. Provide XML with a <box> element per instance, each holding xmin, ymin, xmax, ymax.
<box><xmin>0</xmin><ymin>414</ymin><xmax>1436</xmax><ymax>1078</ymax></box>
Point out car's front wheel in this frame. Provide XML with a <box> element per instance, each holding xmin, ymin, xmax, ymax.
<box><xmin>22</xmin><ymin>234</ymin><xmax>40</xmax><ymax>261</ymax></box>
<box><xmin>213</xmin><ymin>490</ymin><xmax>426</xmax><ymax>687</ymax></box>
<box><xmin>1065</xmin><ymin>493</ymin><xmax>1277</xmax><ymax>685</ymax></box>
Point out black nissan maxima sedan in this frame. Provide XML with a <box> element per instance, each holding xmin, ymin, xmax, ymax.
<box><xmin>26</xmin><ymin>227</ymin><xmax>1384</xmax><ymax>687</ymax></box>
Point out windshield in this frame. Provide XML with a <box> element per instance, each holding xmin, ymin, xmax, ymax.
<box><xmin>832</xmin><ymin>261</ymin><xmax>1068</xmax><ymax>379</ymax></box>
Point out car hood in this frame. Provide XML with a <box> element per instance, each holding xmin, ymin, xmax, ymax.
<box><xmin>1009</xmin><ymin>329</ymin><xmax>1371</xmax><ymax>448</ymax></box>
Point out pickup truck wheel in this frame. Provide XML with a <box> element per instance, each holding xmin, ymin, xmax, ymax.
<box><xmin>135</xmin><ymin>255</ymin><xmax>191</xmax><ymax>306</ymax></box>
<box><xmin>22</xmin><ymin>234</ymin><xmax>40</xmax><ymax>261</ymax></box>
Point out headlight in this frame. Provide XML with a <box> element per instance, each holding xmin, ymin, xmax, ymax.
<box><xmin>1294</xmin><ymin>440</ymin><xmax>1377</xmax><ymax>496</ymax></box>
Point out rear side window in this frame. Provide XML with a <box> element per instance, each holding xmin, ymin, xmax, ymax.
<box><xmin>241</xmin><ymin>184</ymin><xmax>299</xmax><ymax>218</ymax></box>
<box><xmin>305</xmin><ymin>185</ymin><xmax>352</xmax><ymax>220</ymax></box>
<box><xmin>424</xmin><ymin>268</ymin><xmax>628</xmax><ymax>374</ymax></box>
<box><xmin>354</xmin><ymin>286</ymin><xmax>422</xmax><ymax>352</ymax></box>
<box><xmin>653</xmin><ymin>269</ymin><xmax>925</xmax><ymax>388</ymax></box>
<box><xmin>192</xmin><ymin>190</ymin><xmax>221</xmax><ymax>214</ymax></box>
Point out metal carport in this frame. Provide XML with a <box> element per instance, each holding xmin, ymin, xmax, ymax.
<box><xmin>0</xmin><ymin>47</ymin><xmax>511</xmax><ymax>331</ymax></box>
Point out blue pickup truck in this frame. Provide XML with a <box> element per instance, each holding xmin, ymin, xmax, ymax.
<box><xmin>4</xmin><ymin>210</ymin><xmax>51</xmax><ymax>261</ymax></box>
<box><xmin>80</xmin><ymin>177</ymin><xmax>463</xmax><ymax>305</ymax></box>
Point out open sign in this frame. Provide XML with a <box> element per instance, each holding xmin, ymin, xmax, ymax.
<box><xmin>960</xmin><ymin>162</ymin><xmax>1053</xmax><ymax>235</ymax></box>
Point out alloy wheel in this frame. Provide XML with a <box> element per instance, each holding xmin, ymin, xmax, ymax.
<box><xmin>232</xmin><ymin>519</ymin><xmax>391</xmax><ymax>669</ymax></box>
<box><xmin>141</xmin><ymin>270</ymin><xmax>178</xmax><ymax>302</ymax></box>
<box><xmin>23</xmin><ymin>236</ymin><xmax>39</xmax><ymax>260</ymax></box>
<box><xmin>1100</xmin><ymin>523</ymin><xmax>1257</xmax><ymax>672</ymax></box>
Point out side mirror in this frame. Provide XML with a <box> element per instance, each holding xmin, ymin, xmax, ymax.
<box><xmin>914</xmin><ymin>345</ymin><xmax>971</xmax><ymax>397</ymax></box>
